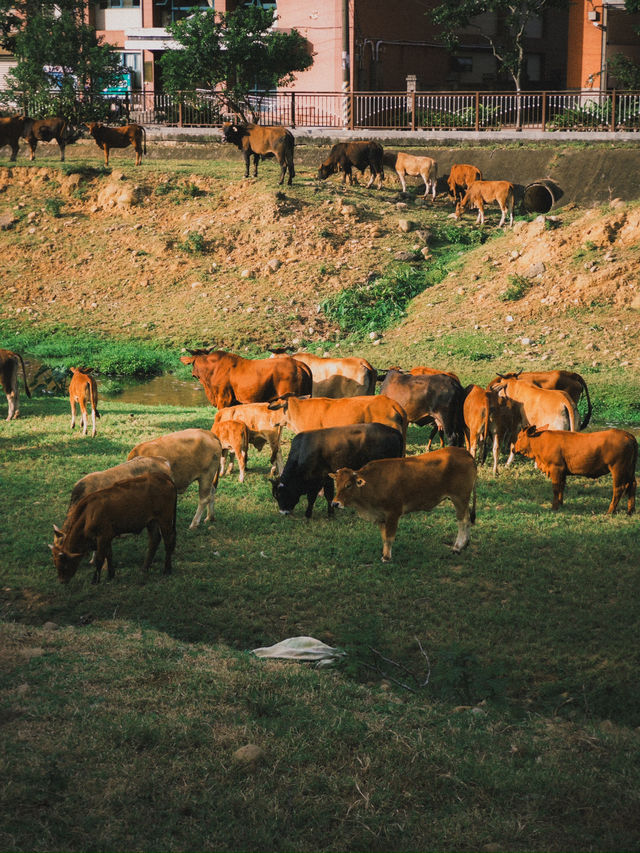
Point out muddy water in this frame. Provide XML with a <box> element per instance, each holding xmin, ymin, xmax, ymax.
<box><xmin>102</xmin><ymin>374</ymin><xmax>209</xmax><ymax>408</ymax></box>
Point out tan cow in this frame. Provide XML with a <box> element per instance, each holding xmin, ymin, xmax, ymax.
<box><xmin>290</xmin><ymin>352</ymin><xmax>377</xmax><ymax>398</ymax></box>
<box><xmin>69</xmin><ymin>367</ymin><xmax>100</xmax><ymax>437</ymax></box>
<box><xmin>268</xmin><ymin>395</ymin><xmax>408</xmax><ymax>452</ymax></box>
<box><xmin>385</xmin><ymin>150</ymin><xmax>438</xmax><ymax>198</ymax></box>
<box><xmin>514</xmin><ymin>426</ymin><xmax>637</xmax><ymax>513</ymax></box>
<box><xmin>212</xmin><ymin>419</ymin><xmax>249</xmax><ymax>483</ymax></box>
<box><xmin>447</xmin><ymin>163</ymin><xmax>483</xmax><ymax>204</ymax></box>
<box><xmin>330</xmin><ymin>447</ymin><xmax>477</xmax><ymax>562</ymax></box>
<box><xmin>455</xmin><ymin>180</ymin><xmax>515</xmax><ymax>227</ymax></box>
<box><xmin>486</xmin><ymin>393</ymin><xmax>526</xmax><ymax>476</ymax></box>
<box><xmin>50</xmin><ymin>471</ymin><xmax>177</xmax><ymax>584</ymax></box>
<box><xmin>86</xmin><ymin>122</ymin><xmax>147</xmax><ymax>166</ymax></box>
<box><xmin>128</xmin><ymin>429</ymin><xmax>222</xmax><ymax>528</ymax></box>
<box><xmin>0</xmin><ymin>348</ymin><xmax>31</xmax><ymax>420</ymax></box>
<box><xmin>489</xmin><ymin>370</ymin><xmax>592</xmax><ymax>430</ymax></box>
<box><xmin>494</xmin><ymin>377</ymin><xmax>579</xmax><ymax>432</ymax></box>
<box><xmin>213</xmin><ymin>403</ymin><xmax>287</xmax><ymax>476</ymax></box>
<box><xmin>463</xmin><ymin>385</ymin><xmax>491</xmax><ymax>462</ymax></box>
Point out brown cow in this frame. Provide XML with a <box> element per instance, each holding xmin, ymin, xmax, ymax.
<box><xmin>22</xmin><ymin>116</ymin><xmax>77</xmax><ymax>162</ymax></box>
<box><xmin>463</xmin><ymin>385</ymin><xmax>491</xmax><ymax>462</ymax></box>
<box><xmin>493</xmin><ymin>377</ymin><xmax>578</xmax><ymax>432</ymax></box>
<box><xmin>86</xmin><ymin>122</ymin><xmax>147</xmax><ymax>166</ymax></box>
<box><xmin>455</xmin><ymin>180</ymin><xmax>515</xmax><ymax>228</ymax></box>
<box><xmin>408</xmin><ymin>365</ymin><xmax>462</xmax><ymax>382</ymax></box>
<box><xmin>488</xmin><ymin>370</ymin><xmax>592</xmax><ymax>430</ymax></box>
<box><xmin>318</xmin><ymin>141</ymin><xmax>384</xmax><ymax>188</ymax></box>
<box><xmin>268</xmin><ymin>395</ymin><xmax>408</xmax><ymax>451</ymax></box>
<box><xmin>447</xmin><ymin>163</ymin><xmax>483</xmax><ymax>204</ymax></box>
<box><xmin>0</xmin><ymin>348</ymin><xmax>31</xmax><ymax>419</ymax></box>
<box><xmin>213</xmin><ymin>403</ymin><xmax>286</xmax><ymax>476</ymax></box>
<box><xmin>330</xmin><ymin>447</ymin><xmax>477</xmax><ymax>562</ymax></box>
<box><xmin>180</xmin><ymin>349</ymin><xmax>312</xmax><ymax>409</ymax></box>
<box><xmin>384</xmin><ymin>150</ymin><xmax>438</xmax><ymax>198</ymax></box>
<box><xmin>212</xmin><ymin>419</ymin><xmax>249</xmax><ymax>483</ymax></box>
<box><xmin>290</xmin><ymin>352</ymin><xmax>377</xmax><ymax>398</ymax></box>
<box><xmin>0</xmin><ymin>115</ymin><xmax>26</xmax><ymax>161</ymax></box>
<box><xmin>222</xmin><ymin>122</ymin><xmax>295</xmax><ymax>185</ymax></box>
<box><xmin>128</xmin><ymin>429</ymin><xmax>222</xmax><ymax>529</ymax></box>
<box><xmin>50</xmin><ymin>471</ymin><xmax>177</xmax><ymax>584</ymax></box>
<box><xmin>514</xmin><ymin>426</ymin><xmax>637</xmax><ymax>514</ymax></box>
<box><xmin>487</xmin><ymin>393</ymin><xmax>526</xmax><ymax>477</ymax></box>
<box><xmin>69</xmin><ymin>367</ymin><xmax>100</xmax><ymax>438</ymax></box>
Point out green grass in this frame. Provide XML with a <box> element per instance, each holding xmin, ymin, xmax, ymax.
<box><xmin>1</xmin><ymin>398</ymin><xmax>639</xmax><ymax>850</ymax></box>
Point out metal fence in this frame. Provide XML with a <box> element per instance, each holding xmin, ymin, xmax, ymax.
<box><xmin>3</xmin><ymin>88</ymin><xmax>640</xmax><ymax>132</ymax></box>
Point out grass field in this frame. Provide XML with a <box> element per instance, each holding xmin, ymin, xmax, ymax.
<box><xmin>1</xmin><ymin>396</ymin><xmax>639</xmax><ymax>851</ymax></box>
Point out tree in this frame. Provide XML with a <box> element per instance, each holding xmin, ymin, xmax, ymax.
<box><xmin>0</xmin><ymin>0</ymin><xmax>121</xmax><ymax>121</ymax></box>
<box><xmin>430</xmin><ymin>0</ymin><xmax>568</xmax><ymax>111</ymax></box>
<box><xmin>159</xmin><ymin>5</ymin><xmax>313</xmax><ymax>122</ymax></box>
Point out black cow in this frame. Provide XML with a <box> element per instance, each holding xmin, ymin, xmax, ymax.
<box><xmin>22</xmin><ymin>117</ymin><xmax>79</xmax><ymax>162</ymax></box>
<box><xmin>379</xmin><ymin>369</ymin><xmax>465</xmax><ymax>448</ymax></box>
<box><xmin>271</xmin><ymin>422</ymin><xmax>404</xmax><ymax>518</ymax></box>
<box><xmin>317</xmin><ymin>141</ymin><xmax>385</xmax><ymax>188</ymax></box>
<box><xmin>0</xmin><ymin>115</ymin><xmax>26</xmax><ymax>161</ymax></box>
<box><xmin>222</xmin><ymin>122</ymin><xmax>295</xmax><ymax>185</ymax></box>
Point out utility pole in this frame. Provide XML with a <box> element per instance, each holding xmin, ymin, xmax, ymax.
<box><xmin>342</xmin><ymin>0</ymin><xmax>351</xmax><ymax>128</ymax></box>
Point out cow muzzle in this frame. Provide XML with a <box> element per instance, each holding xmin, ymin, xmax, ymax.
<box><xmin>279</xmin><ymin>509</ymin><xmax>291</xmax><ymax>516</ymax></box>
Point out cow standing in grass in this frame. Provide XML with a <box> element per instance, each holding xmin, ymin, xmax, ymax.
<box><xmin>222</xmin><ymin>122</ymin><xmax>295</xmax><ymax>185</ymax></box>
<box><xmin>69</xmin><ymin>367</ymin><xmax>100</xmax><ymax>437</ymax></box>
<box><xmin>0</xmin><ymin>348</ymin><xmax>31</xmax><ymax>420</ymax></box>
<box><xmin>86</xmin><ymin>122</ymin><xmax>147</xmax><ymax>166</ymax></box>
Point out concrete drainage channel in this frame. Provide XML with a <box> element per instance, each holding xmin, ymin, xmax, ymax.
<box><xmin>523</xmin><ymin>179</ymin><xmax>562</xmax><ymax>213</ymax></box>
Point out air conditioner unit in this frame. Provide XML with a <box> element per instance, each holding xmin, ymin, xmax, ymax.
<box><xmin>588</xmin><ymin>10</ymin><xmax>599</xmax><ymax>21</ymax></box>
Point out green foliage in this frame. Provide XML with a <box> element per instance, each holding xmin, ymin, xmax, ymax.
<box><xmin>499</xmin><ymin>274</ymin><xmax>532</xmax><ymax>301</ymax></box>
<box><xmin>547</xmin><ymin>99</ymin><xmax>612</xmax><ymax>131</ymax></box>
<box><xmin>44</xmin><ymin>197</ymin><xmax>64</xmax><ymax>218</ymax></box>
<box><xmin>159</xmin><ymin>6</ymin><xmax>313</xmax><ymax>122</ymax></box>
<box><xmin>178</xmin><ymin>231</ymin><xmax>207</xmax><ymax>254</ymax></box>
<box><xmin>606</xmin><ymin>53</ymin><xmax>640</xmax><ymax>89</ymax></box>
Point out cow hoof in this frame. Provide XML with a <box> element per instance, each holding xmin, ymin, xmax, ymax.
<box><xmin>381</xmin><ymin>556</ymin><xmax>391</xmax><ymax>563</ymax></box>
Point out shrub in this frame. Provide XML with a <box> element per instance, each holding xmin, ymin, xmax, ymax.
<box><xmin>499</xmin><ymin>274</ymin><xmax>531</xmax><ymax>302</ymax></box>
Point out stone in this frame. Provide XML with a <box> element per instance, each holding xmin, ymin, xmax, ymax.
<box><xmin>397</xmin><ymin>219</ymin><xmax>413</xmax><ymax>233</ymax></box>
<box><xmin>394</xmin><ymin>251</ymin><xmax>417</xmax><ymax>262</ymax></box>
<box><xmin>233</xmin><ymin>744</ymin><xmax>265</xmax><ymax>765</ymax></box>
<box><xmin>521</xmin><ymin>337</ymin><xmax>532</xmax><ymax>346</ymax></box>
<box><xmin>0</xmin><ymin>212</ymin><xmax>17</xmax><ymax>230</ymax></box>
<box><xmin>267</xmin><ymin>258</ymin><xmax>282</xmax><ymax>272</ymax></box>
<box><xmin>414</xmin><ymin>229</ymin><xmax>430</xmax><ymax>243</ymax></box>
<box><xmin>525</xmin><ymin>262</ymin><xmax>546</xmax><ymax>278</ymax></box>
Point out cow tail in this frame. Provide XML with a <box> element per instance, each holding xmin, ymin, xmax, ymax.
<box><xmin>470</xmin><ymin>480</ymin><xmax>477</xmax><ymax>525</ymax></box>
<box><xmin>480</xmin><ymin>401</ymin><xmax>490</xmax><ymax>464</ymax></box>
<box><xmin>18</xmin><ymin>353</ymin><xmax>31</xmax><ymax>398</ymax></box>
<box><xmin>578</xmin><ymin>375</ymin><xmax>592</xmax><ymax>430</ymax></box>
<box><xmin>91</xmin><ymin>377</ymin><xmax>100</xmax><ymax>419</ymax></box>
<box><xmin>566</xmin><ymin>402</ymin><xmax>577</xmax><ymax>432</ymax></box>
<box><xmin>142</xmin><ymin>126</ymin><xmax>147</xmax><ymax>155</ymax></box>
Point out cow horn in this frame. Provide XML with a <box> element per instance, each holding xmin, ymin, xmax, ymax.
<box><xmin>53</xmin><ymin>524</ymin><xmax>63</xmax><ymax>534</ymax></box>
<box><xmin>515</xmin><ymin>369</ymin><xmax>523</xmax><ymax>378</ymax></box>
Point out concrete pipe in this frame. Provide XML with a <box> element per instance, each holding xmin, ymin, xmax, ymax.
<box><xmin>523</xmin><ymin>179</ymin><xmax>561</xmax><ymax>214</ymax></box>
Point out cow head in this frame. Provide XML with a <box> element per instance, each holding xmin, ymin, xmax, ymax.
<box><xmin>49</xmin><ymin>529</ymin><xmax>83</xmax><ymax>583</ymax></box>
<box><xmin>514</xmin><ymin>425</ymin><xmax>548</xmax><ymax>456</ymax></box>
<box><xmin>270</xmin><ymin>476</ymin><xmax>298</xmax><ymax>515</ymax></box>
<box><xmin>64</xmin><ymin>123</ymin><xmax>84</xmax><ymax>144</ymax></box>
<box><xmin>222</xmin><ymin>122</ymin><xmax>247</xmax><ymax>149</ymax></box>
<box><xmin>329</xmin><ymin>468</ymin><xmax>366</xmax><ymax>508</ymax></box>
<box><xmin>317</xmin><ymin>160</ymin><xmax>335</xmax><ymax>180</ymax></box>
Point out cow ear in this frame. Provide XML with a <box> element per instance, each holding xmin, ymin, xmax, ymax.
<box><xmin>526</xmin><ymin>425</ymin><xmax>537</xmax><ymax>436</ymax></box>
<box><xmin>53</xmin><ymin>523</ymin><xmax>63</xmax><ymax>534</ymax></box>
<box><xmin>180</xmin><ymin>355</ymin><xmax>195</xmax><ymax>365</ymax></box>
<box><xmin>328</xmin><ymin>473</ymin><xmax>336</xmax><ymax>481</ymax></box>
<box><xmin>538</xmin><ymin>424</ymin><xmax>549</xmax><ymax>432</ymax></box>
<box><xmin>356</xmin><ymin>477</ymin><xmax>366</xmax><ymax>488</ymax></box>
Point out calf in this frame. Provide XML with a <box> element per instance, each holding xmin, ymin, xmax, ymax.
<box><xmin>447</xmin><ymin>163</ymin><xmax>483</xmax><ymax>204</ymax></box>
<box><xmin>128</xmin><ymin>429</ymin><xmax>222</xmax><ymax>528</ymax></box>
<box><xmin>455</xmin><ymin>180</ymin><xmax>515</xmax><ymax>227</ymax></box>
<box><xmin>384</xmin><ymin>150</ymin><xmax>438</xmax><ymax>198</ymax></box>
<box><xmin>331</xmin><ymin>447</ymin><xmax>477</xmax><ymax>562</ymax></box>
<box><xmin>50</xmin><ymin>471</ymin><xmax>177</xmax><ymax>583</ymax></box>
<box><xmin>212</xmin><ymin>419</ymin><xmax>249</xmax><ymax>483</ymax></box>
<box><xmin>0</xmin><ymin>348</ymin><xmax>31</xmax><ymax>420</ymax></box>
<box><xmin>0</xmin><ymin>115</ymin><xmax>26</xmax><ymax>161</ymax></box>
<box><xmin>318</xmin><ymin>141</ymin><xmax>384</xmax><ymax>189</ymax></box>
<box><xmin>222</xmin><ymin>122</ymin><xmax>295</xmax><ymax>185</ymax></box>
<box><xmin>271</xmin><ymin>423</ymin><xmax>404</xmax><ymax>519</ymax></box>
<box><xmin>514</xmin><ymin>426</ymin><xmax>637</xmax><ymax>513</ymax></box>
<box><xmin>69</xmin><ymin>367</ymin><xmax>100</xmax><ymax>437</ymax></box>
<box><xmin>213</xmin><ymin>403</ymin><xmax>286</xmax><ymax>476</ymax></box>
<box><xmin>86</xmin><ymin>122</ymin><xmax>146</xmax><ymax>166</ymax></box>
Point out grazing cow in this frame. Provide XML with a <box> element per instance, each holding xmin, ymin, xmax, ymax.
<box><xmin>514</xmin><ymin>426</ymin><xmax>637</xmax><ymax>514</ymax></box>
<box><xmin>318</xmin><ymin>141</ymin><xmax>384</xmax><ymax>188</ymax></box>
<box><xmin>447</xmin><ymin>163</ymin><xmax>483</xmax><ymax>204</ymax></box>
<box><xmin>488</xmin><ymin>370</ymin><xmax>592</xmax><ymax>429</ymax></box>
<box><xmin>86</xmin><ymin>122</ymin><xmax>146</xmax><ymax>166</ymax></box>
<box><xmin>0</xmin><ymin>115</ymin><xmax>26</xmax><ymax>161</ymax></box>
<box><xmin>180</xmin><ymin>349</ymin><xmax>312</xmax><ymax>409</ymax></box>
<box><xmin>128</xmin><ymin>429</ymin><xmax>222</xmax><ymax>529</ymax></box>
<box><xmin>379</xmin><ymin>369</ymin><xmax>465</xmax><ymax>448</ymax></box>
<box><xmin>455</xmin><ymin>180</ymin><xmax>515</xmax><ymax>228</ymax></box>
<box><xmin>213</xmin><ymin>402</ymin><xmax>287</xmax><ymax>476</ymax></box>
<box><xmin>22</xmin><ymin>116</ymin><xmax>78</xmax><ymax>162</ymax></box>
<box><xmin>212</xmin><ymin>419</ymin><xmax>249</xmax><ymax>483</ymax></box>
<box><xmin>0</xmin><ymin>348</ymin><xmax>31</xmax><ymax>420</ymax></box>
<box><xmin>330</xmin><ymin>447</ymin><xmax>477</xmax><ymax>562</ymax></box>
<box><xmin>66</xmin><ymin>457</ymin><xmax>173</xmax><ymax>514</ymax></box>
<box><xmin>271</xmin><ymin>423</ymin><xmax>404</xmax><ymax>519</ymax></box>
<box><xmin>222</xmin><ymin>122</ymin><xmax>295</xmax><ymax>185</ymax></box>
<box><xmin>50</xmin><ymin>471</ymin><xmax>177</xmax><ymax>584</ymax></box>
<box><xmin>68</xmin><ymin>367</ymin><xmax>100</xmax><ymax>438</ymax></box>
<box><xmin>494</xmin><ymin>377</ymin><xmax>579</xmax><ymax>432</ymax></box>
<box><xmin>290</xmin><ymin>352</ymin><xmax>377</xmax><ymax>398</ymax></box>
<box><xmin>384</xmin><ymin>150</ymin><xmax>438</xmax><ymax>198</ymax></box>
<box><xmin>268</xmin><ymin>395</ymin><xmax>408</xmax><ymax>451</ymax></box>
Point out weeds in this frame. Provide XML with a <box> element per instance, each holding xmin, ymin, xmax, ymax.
<box><xmin>44</xmin><ymin>197</ymin><xmax>64</xmax><ymax>218</ymax></box>
<box><xmin>499</xmin><ymin>274</ymin><xmax>532</xmax><ymax>301</ymax></box>
<box><xmin>178</xmin><ymin>231</ymin><xmax>207</xmax><ymax>254</ymax></box>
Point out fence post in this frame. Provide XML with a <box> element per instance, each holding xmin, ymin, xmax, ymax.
<box><xmin>349</xmin><ymin>90</ymin><xmax>354</xmax><ymax>129</ymax></box>
<box><xmin>475</xmin><ymin>91</ymin><xmax>480</xmax><ymax>131</ymax></box>
<box><xmin>610</xmin><ymin>89</ymin><xmax>616</xmax><ymax>133</ymax></box>
<box><xmin>178</xmin><ymin>100</ymin><xmax>183</xmax><ymax>128</ymax></box>
<box><xmin>291</xmin><ymin>91</ymin><xmax>296</xmax><ymax>128</ymax></box>
<box><xmin>541</xmin><ymin>91</ymin><xmax>547</xmax><ymax>132</ymax></box>
<box><xmin>411</xmin><ymin>90</ymin><xmax>416</xmax><ymax>131</ymax></box>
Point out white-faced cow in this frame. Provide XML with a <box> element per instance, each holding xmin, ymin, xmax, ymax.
<box><xmin>0</xmin><ymin>348</ymin><xmax>31</xmax><ymax>420</ymax></box>
<box><xmin>222</xmin><ymin>122</ymin><xmax>295</xmax><ymax>185</ymax></box>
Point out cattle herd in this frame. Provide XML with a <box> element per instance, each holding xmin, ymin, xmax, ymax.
<box><xmin>1</xmin><ymin>117</ymin><xmax>637</xmax><ymax>581</ymax></box>
<box><xmin>1</xmin><ymin>343</ymin><xmax>637</xmax><ymax>582</ymax></box>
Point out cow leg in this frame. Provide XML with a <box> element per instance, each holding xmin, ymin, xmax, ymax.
<box><xmin>278</xmin><ymin>159</ymin><xmax>286</xmax><ymax>185</ymax></box>
<box><xmin>286</xmin><ymin>153</ymin><xmax>294</xmax><ymax>185</ymax></box>
<box><xmin>219</xmin><ymin>448</ymin><xmax>228</xmax><ymax>477</ymax></box>
<box><xmin>425</xmin><ymin>424</ymin><xmax>439</xmax><ymax>452</ymax></box>
<box><xmin>189</xmin><ymin>473</ymin><xmax>216</xmax><ymax>528</ymax></box>
<box><xmin>160</xmin><ymin>518</ymin><xmax>176</xmax><ymax>575</ymax></box>
<box><xmin>135</xmin><ymin>146</ymin><xmax>142</xmax><ymax>166</ymax></box>
<box><xmin>80</xmin><ymin>398</ymin><xmax>88</xmax><ymax>436</ymax></box>
<box><xmin>252</xmin><ymin>153</ymin><xmax>259</xmax><ymax>178</ymax></box>
<box><xmin>143</xmin><ymin>521</ymin><xmax>162</xmax><ymax>575</ymax></box>
<box><xmin>452</xmin><ymin>501</ymin><xmax>472</xmax><ymax>553</ymax></box>
<box><xmin>380</xmin><ymin>515</ymin><xmax>399</xmax><ymax>562</ymax></box>
<box><xmin>7</xmin><ymin>388</ymin><xmax>18</xmax><ymax>420</ymax></box>
<box><xmin>103</xmin><ymin>144</ymin><xmax>109</xmax><ymax>167</ymax></box>
<box><xmin>505</xmin><ymin>442</ymin><xmax>516</xmax><ymax>468</ymax></box>
<box><xmin>28</xmin><ymin>138</ymin><xmax>37</xmax><ymax>161</ymax></box>
<box><xmin>397</xmin><ymin>171</ymin><xmax>407</xmax><ymax>193</ymax></box>
<box><xmin>609</xmin><ymin>467</ymin><xmax>634</xmax><ymax>514</ymax></box>
<box><xmin>59</xmin><ymin>140</ymin><xmax>65</xmax><ymax>162</ymax></box>
<box><xmin>70</xmin><ymin>398</ymin><xmax>76</xmax><ymax>430</ymax></box>
<box><xmin>304</xmin><ymin>488</ymin><xmax>318</xmax><ymax>519</ymax></box>
<box><xmin>269</xmin><ymin>437</ymin><xmax>284</xmax><ymax>477</ymax></box>
<box><xmin>9</xmin><ymin>141</ymin><xmax>18</xmax><ymax>162</ymax></box>
<box><xmin>498</xmin><ymin>205</ymin><xmax>507</xmax><ymax>228</ymax></box>
<box><xmin>237</xmin><ymin>448</ymin><xmax>247</xmax><ymax>483</ymax></box>
<box><xmin>242</xmin><ymin>150</ymin><xmax>251</xmax><ymax>178</ymax></box>
<box><xmin>492</xmin><ymin>432</ymin><xmax>500</xmax><ymax>477</ymax></box>
<box><xmin>550</xmin><ymin>469</ymin><xmax>566</xmax><ymax>509</ymax></box>
<box><xmin>93</xmin><ymin>540</ymin><xmax>110</xmax><ymax>583</ymax></box>
<box><xmin>626</xmin><ymin>476</ymin><xmax>637</xmax><ymax>515</ymax></box>
<box><xmin>323</xmin><ymin>476</ymin><xmax>335</xmax><ymax>518</ymax></box>
<box><xmin>90</xmin><ymin>403</ymin><xmax>96</xmax><ymax>438</ymax></box>
<box><xmin>476</xmin><ymin>205</ymin><xmax>484</xmax><ymax>225</ymax></box>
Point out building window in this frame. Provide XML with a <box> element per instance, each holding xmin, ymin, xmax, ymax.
<box><xmin>527</xmin><ymin>54</ymin><xmax>542</xmax><ymax>83</ymax></box>
<box><xmin>99</xmin><ymin>0</ymin><xmax>140</xmax><ymax>8</ymax></box>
